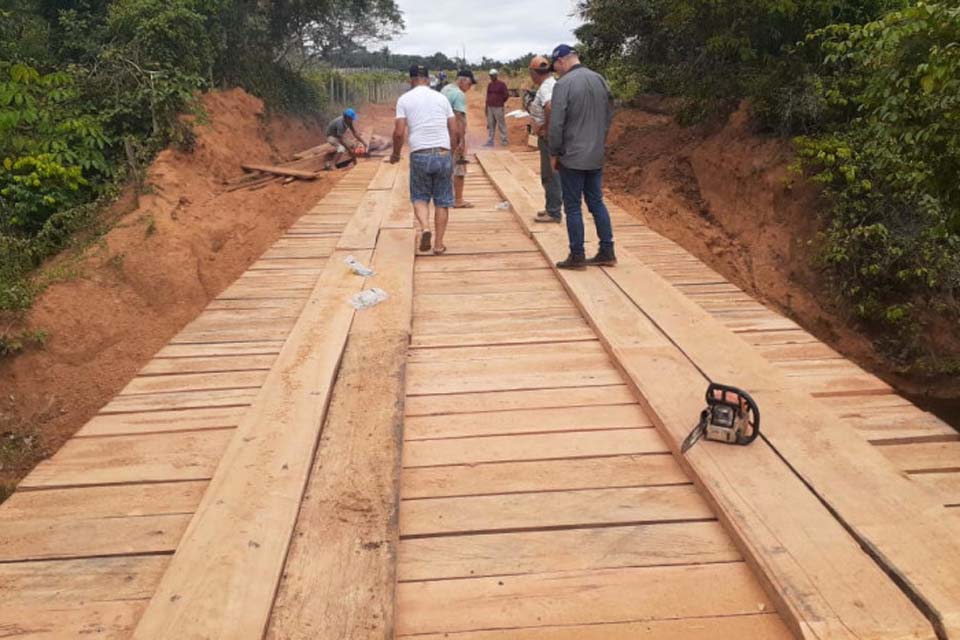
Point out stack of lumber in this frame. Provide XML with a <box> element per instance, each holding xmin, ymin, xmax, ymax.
<box><xmin>227</xmin><ymin>128</ymin><xmax>382</xmax><ymax>192</ymax></box>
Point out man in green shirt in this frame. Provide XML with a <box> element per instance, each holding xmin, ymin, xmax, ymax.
<box><xmin>441</xmin><ymin>69</ymin><xmax>476</xmax><ymax>209</ymax></box>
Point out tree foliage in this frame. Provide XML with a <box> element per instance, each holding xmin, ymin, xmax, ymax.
<box><xmin>577</xmin><ymin>0</ymin><xmax>960</xmax><ymax>363</ymax></box>
<box><xmin>794</xmin><ymin>3</ymin><xmax>960</xmax><ymax>339</ymax></box>
<box><xmin>0</xmin><ymin>0</ymin><xmax>402</xmax><ymax>314</ymax></box>
<box><xmin>576</xmin><ymin>0</ymin><xmax>904</xmax><ymax>124</ymax></box>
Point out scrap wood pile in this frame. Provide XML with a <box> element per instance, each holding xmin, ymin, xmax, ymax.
<box><xmin>224</xmin><ymin>133</ymin><xmax>392</xmax><ymax>192</ymax></box>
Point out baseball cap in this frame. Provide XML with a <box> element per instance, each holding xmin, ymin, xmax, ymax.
<box><xmin>409</xmin><ymin>64</ymin><xmax>429</xmax><ymax>78</ymax></box>
<box><xmin>528</xmin><ymin>55</ymin><xmax>551</xmax><ymax>72</ymax></box>
<box><xmin>457</xmin><ymin>68</ymin><xmax>477</xmax><ymax>84</ymax></box>
<box><xmin>551</xmin><ymin>44</ymin><xmax>577</xmax><ymax>62</ymax></box>
<box><xmin>489</xmin><ymin>68</ymin><xmax>498</xmax><ymax>75</ymax></box>
<box><xmin>343</xmin><ymin>108</ymin><xmax>357</xmax><ymax>120</ymax></box>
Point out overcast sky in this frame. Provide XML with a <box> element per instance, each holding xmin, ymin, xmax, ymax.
<box><xmin>383</xmin><ymin>0</ymin><xmax>583</xmax><ymax>63</ymax></box>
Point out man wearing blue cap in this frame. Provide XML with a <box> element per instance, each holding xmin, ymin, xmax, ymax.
<box><xmin>548</xmin><ymin>45</ymin><xmax>617</xmax><ymax>269</ymax></box>
<box><xmin>324</xmin><ymin>108</ymin><xmax>367</xmax><ymax>171</ymax></box>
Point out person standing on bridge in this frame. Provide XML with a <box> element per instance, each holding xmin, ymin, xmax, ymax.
<box><xmin>323</xmin><ymin>108</ymin><xmax>367</xmax><ymax>171</ymax></box>
<box><xmin>527</xmin><ymin>55</ymin><xmax>563</xmax><ymax>225</ymax></box>
<box><xmin>390</xmin><ymin>65</ymin><xmax>461</xmax><ymax>255</ymax></box>
<box><xmin>442</xmin><ymin>69</ymin><xmax>477</xmax><ymax>209</ymax></box>
<box><xmin>484</xmin><ymin>69</ymin><xmax>510</xmax><ymax>147</ymax></box>
<box><xmin>548</xmin><ymin>44</ymin><xmax>616</xmax><ymax>269</ymax></box>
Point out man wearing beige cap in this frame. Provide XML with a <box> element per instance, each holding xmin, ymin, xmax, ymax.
<box><xmin>527</xmin><ymin>55</ymin><xmax>562</xmax><ymax>224</ymax></box>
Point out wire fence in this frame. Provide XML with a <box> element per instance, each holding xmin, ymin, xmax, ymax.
<box><xmin>314</xmin><ymin>69</ymin><xmax>407</xmax><ymax>108</ymax></box>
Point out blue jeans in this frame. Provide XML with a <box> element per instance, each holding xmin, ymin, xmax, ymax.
<box><xmin>559</xmin><ymin>166</ymin><xmax>614</xmax><ymax>255</ymax></box>
<box><xmin>538</xmin><ymin>137</ymin><xmax>562</xmax><ymax>218</ymax></box>
<box><xmin>410</xmin><ymin>150</ymin><xmax>454</xmax><ymax>207</ymax></box>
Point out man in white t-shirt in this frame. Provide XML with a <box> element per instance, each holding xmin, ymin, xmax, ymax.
<box><xmin>527</xmin><ymin>55</ymin><xmax>562</xmax><ymax>224</ymax></box>
<box><xmin>391</xmin><ymin>64</ymin><xmax>461</xmax><ymax>255</ymax></box>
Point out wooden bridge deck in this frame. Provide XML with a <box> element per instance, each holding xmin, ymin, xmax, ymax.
<box><xmin>511</xmin><ymin>151</ymin><xmax>960</xmax><ymax>510</ymax></box>
<box><xmin>1</xmin><ymin>154</ymin><xmax>958</xmax><ymax>639</ymax></box>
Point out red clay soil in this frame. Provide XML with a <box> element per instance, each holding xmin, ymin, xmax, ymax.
<box><xmin>0</xmin><ymin>89</ymin><xmax>396</xmax><ymax>495</ymax></box>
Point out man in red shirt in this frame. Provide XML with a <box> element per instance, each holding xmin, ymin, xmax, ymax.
<box><xmin>484</xmin><ymin>69</ymin><xmax>510</xmax><ymax>147</ymax></box>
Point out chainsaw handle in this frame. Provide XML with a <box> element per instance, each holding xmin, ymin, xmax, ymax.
<box><xmin>704</xmin><ymin>383</ymin><xmax>761</xmax><ymax>445</ymax></box>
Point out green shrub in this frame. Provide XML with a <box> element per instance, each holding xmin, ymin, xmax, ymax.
<box><xmin>0</xmin><ymin>63</ymin><xmax>105</xmax><ymax>233</ymax></box>
<box><xmin>0</xmin><ymin>155</ymin><xmax>87</xmax><ymax>233</ymax></box>
<box><xmin>796</xmin><ymin>2</ymin><xmax>960</xmax><ymax>338</ymax></box>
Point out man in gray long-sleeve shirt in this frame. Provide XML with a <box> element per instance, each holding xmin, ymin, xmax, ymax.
<box><xmin>548</xmin><ymin>44</ymin><xmax>616</xmax><ymax>269</ymax></box>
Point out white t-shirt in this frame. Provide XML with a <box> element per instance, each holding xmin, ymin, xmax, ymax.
<box><xmin>529</xmin><ymin>75</ymin><xmax>557</xmax><ymax>126</ymax></box>
<box><xmin>396</xmin><ymin>85</ymin><xmax>454</xmax><ymax>152</ymax></box>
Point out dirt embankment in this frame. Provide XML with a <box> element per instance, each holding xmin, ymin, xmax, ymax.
<box><xmin>0</xmin><ymin>88</ymin><xmax>394</xmax><ymax>495</ymax></box>
<box><xmin>602</xmin><ymin>100</ymin><xmax>960</xmax><ymax>421</ymax></box>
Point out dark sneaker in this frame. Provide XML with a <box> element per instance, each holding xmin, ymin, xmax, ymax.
<box><xmin>586</xmin><ymin>248</ymin><xmax>617</xmax><ymax>267</ymax></box>
<box><xmin>534</xmin><ymin>214</ymin><xmax>562</xmax><ymax>224</ymax></box>
<box><xmin>557</xmin><ymin>253</ymin><xmax>587</xmax><ymax>270</ymax></box>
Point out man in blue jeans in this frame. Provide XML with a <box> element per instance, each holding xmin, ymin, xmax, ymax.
<box><xmin>548</xmin><ymin>44</ymin><xmax>616</xmax><ymax>269</ymax></box>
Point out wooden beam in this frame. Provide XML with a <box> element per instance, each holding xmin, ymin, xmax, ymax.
<box><xmin>267</xmin><ymin>226</ymin><xmax>414</xmax><ymax>639</ymax></box>
<box><xmin>130</xmin><ymin>244</ymin><xmax>372</xmax><ymax>639</ymax></box>
<box><xmin>337</xmin><ymin>189</ymin><xmax>391</xmax><ymax>250</ymax></box>
<box><xmin>240</xmin><ymin>163</ymin><xmax>319</xmax><ymax>179</ymax></box>
<box><xmin>383</xmin><ymin>157</ymin><xmax>413</xmax><ymax>229</ymax></box>
<box><xmin>368</xmin><ymin>159</ymin><xmax>400</xmax><ymax>191</ymax></box>
<box><xmin>477</xmin><ymin>150</ymin><xmax>938</xmax><ymax>640</ymax></box>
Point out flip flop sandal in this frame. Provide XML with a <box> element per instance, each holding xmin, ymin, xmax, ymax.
<box><xmin>433</xmin><ymin>245</ymin><xmax>447</xmax><ymax>255</ymax></box>
<box><xmin>453</xmin><ymin>202</ymin><xmax>475</xmax><ymax>209</ymax></box>
<box><xmin>419</xmin><ymin>230</ymin><xmax>432</xmax><ymax>252</ymax></box>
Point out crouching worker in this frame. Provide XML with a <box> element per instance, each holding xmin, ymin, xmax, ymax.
<box><xmin>324</xmin><ymin>108</ymin><xmax>367</xmax><ymax>170</ymax></box>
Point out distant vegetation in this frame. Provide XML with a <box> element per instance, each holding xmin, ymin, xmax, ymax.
<box><xmin>0</xmin><ymin>0</ymin><xmax>404</xmax><ymax>343</ymax></box>
<box><xmin>577</xmin><ymin>0</ymin><xmax>960</xmax><ymax>369</ymax></box>
<box><xmin>328</xmin><ymin>47</ymin><xmax>539</xmax><ymax>75</ymax></box>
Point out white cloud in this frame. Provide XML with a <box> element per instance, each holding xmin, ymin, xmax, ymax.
<box><xmin>383</xmin><ymin>0</ymin><xmax>582</xmax><ymax>63</ymax></box>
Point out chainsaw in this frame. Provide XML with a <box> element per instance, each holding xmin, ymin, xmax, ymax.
<box><xmin>680</xmin><ymin>383</ymin><xmax>760</xmax><ymax>454</ymax></box>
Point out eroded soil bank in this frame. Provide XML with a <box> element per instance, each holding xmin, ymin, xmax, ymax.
<box><xmin>0</xmin><ymin>89</ymin><xmax>396</xmax><ymax>495</ymax></box>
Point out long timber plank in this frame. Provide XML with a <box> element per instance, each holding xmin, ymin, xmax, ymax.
<box><xmin>397</xmin><ymin>615</ymin><xmax>793</xmax><ymax>640</ymax></box>
<box><xmin>397</xmin><ymin>563</ymin><xmax>777</xmax><ymax>636</ymax></box>
<box><xmin>479</xmin><ymin>150</ymin><xmax>936</xmax><ymax>640</ymax></box>
<box><xmin>398</xmin><ymin>520</ymin><xmax>739</xmax><ymax>581</ymax></box>
<box><xmin>130</xmin><ymin>243</ymin><xmax>372</xmax><ymax>638</ymax></box>
<box><xmin>267</xmin><ymin>226</ymin><xmax>415</xmax><ymax>638</ymax></box>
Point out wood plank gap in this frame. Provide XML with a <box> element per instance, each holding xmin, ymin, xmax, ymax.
<box><xmin>0</xmin><ymin>549</ymin><xmax>175</xmax><ymax>566</ymax></box>
<box><xmin>117</xmin><ymin>383</ymin><xmax>262</xmax><ymax>397</ymax></box>
<box><xmin>399</xmin><ymin>480</ymin><xmax>692</xmax><ymax>501</ymax></box>
<box><xmin>15</xmin><ymin>477</ymin><xmax>212</xmax><ymax>493</ymax></box>
<box><xmin>399</xmin><ymin>517</ymin><xmax>717</xmax><ymax>541</ymax></box>
<box><xmin>74</xmin><ymin>425</ymin><xmax>237</xmax><ymax>440</ymax></box>
<box><xmin>403</xmin><ymin>451</ymin><xmax>672</xmax><ymax>470</ymax></box>
<box><xmin>406</xmin><ymin>425</ymin><xmax>655</xmax><ymax>442</ymax></box>
<box><xmin>98</xmin><ymin>402</ymin><xmax>251</xmax><ymax>416</ymax></box>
